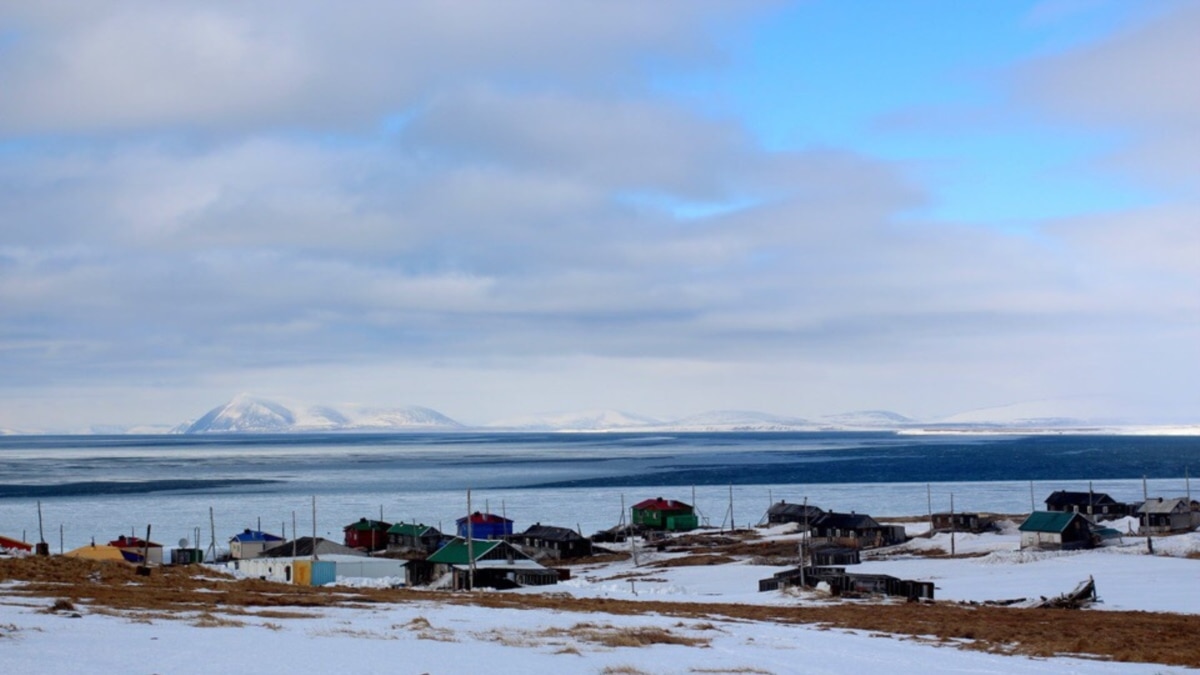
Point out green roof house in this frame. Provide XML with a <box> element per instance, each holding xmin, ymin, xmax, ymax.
<box><xmin>1018</xmin><ymin>511</ymin><xmax>1094</xmax><ymax>551</ymax></box>
<box><xmin>418</xmin><ymin>538</ymin><xmax>558</xmax><ymax>590</ymax></box>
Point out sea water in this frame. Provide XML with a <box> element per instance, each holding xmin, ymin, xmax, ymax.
<box><xmin>1</xmin><ymin>432</ymin><xmax>1197</xmax><ymax>552</ymax></box>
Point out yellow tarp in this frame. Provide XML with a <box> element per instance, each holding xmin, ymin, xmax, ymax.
<box><xmin>64</xmin><ymin>544</ymin><xmax>129</xmax><ymax>562</ymax></box>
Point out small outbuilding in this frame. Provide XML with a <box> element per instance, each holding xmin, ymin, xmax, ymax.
<box><xmin>1018</xmin><ymin>511</ymin><xmax>1094</xmax><ymax>550</ymax></box>
<box><xmin>631</xmin><ymin>498</ymin><xmax>698</xmax><ymax>532</ymax></box>
<box><xmin>107</xmin><ymin>535</ymin><xmax>164</xmax><ymax>565</ymax></box>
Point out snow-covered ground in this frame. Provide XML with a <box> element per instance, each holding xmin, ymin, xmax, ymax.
<box><xmin>3</xmin><ymin>522</ymin><xmax>1199</xmax><ymax>673</ymax></box>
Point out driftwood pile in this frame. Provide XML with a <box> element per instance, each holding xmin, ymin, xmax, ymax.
<box><xmin>974</xmin><ymin>575</ymin><xmax>1098</xmax><ymax>610</ymax></box>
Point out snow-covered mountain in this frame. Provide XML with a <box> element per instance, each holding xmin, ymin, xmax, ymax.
<box><xmin>926</xmin><ymin>398</ymin><xmax>1125</xmax><ymax>430</ymax></box>
<box><xmin>486</xmin><ymin>409</ymin><xmax>662</xmax><ymax>431</ymax></box>
<box><xmin>818</xmin><ymin>410</ymin><xmax>915</xmax><ymax>429</ymax></box>
<box><xmin>181</xmin><ymin>394</ymin><xmax>461</xmax><ymax>433</ymax></box>
<box><xmin>665</xmin><ymin>410</ymin><xmax>812</xmax><ymax>432</ymax></box>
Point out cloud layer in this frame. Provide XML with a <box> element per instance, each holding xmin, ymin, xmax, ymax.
<box><xmin>1</xmin><ymin>2</ymin><xmax>1197</xmax><ymax>429</ymax></box>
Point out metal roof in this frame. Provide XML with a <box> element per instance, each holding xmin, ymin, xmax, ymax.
<box><xmin>426</xmin><ymin>538</ymin><xmax>504</xmax><ymax>564</ymax></box>
<box><xmin>386</xmin><ymin>523</ymin><xmax>440</xmax><ymax>537</ymax></box>
<box><xmin>230</xmin><ymin>529</ymin><xmax>284</xmax><ymax>543</ymax></box>
<box><xmin>632</xmin><ymin>498</ymin><xmax>692</xmax><ymax>511</ymax></box>
<box><xmin>1019</xmin><ymin>511</ymin><xmax>1083</xmax><ymax>533</ymax></box>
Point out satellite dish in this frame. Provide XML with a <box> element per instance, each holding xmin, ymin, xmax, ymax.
<box><xmin>179</xmin><ymin>537</ymin><xmax>189</xmax><ymax>548</ymax></box>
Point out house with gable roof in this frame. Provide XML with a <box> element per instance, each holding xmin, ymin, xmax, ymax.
<box><xmin>1136</xmin><ymin>497</ymin><xmax>1198</xmax><ymax>535</ymax></box>
<box><xmin>1019</xmin><ymin>511</ymin><xmax>1095</xmax><ymax>550</ymax></box>
<box><xmin>415</xmin><ymin>538</ymin><xmax>558</xmax><ymax>589</ymax></box>
<box><xmin>229</xmin><ymin>528</ymin><xmax>285</xmax><ymax>560</ymax></box>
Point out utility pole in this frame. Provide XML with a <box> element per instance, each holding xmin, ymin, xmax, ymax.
<box><xmin>926</xmin><ymin>484</ymin><xmax>933</xmax><ymax>534</ymax></box>
<box><xmin>949</xmin><ymin>493</ymin><xmax>956</xmax><ymax>557</ymax></box>
<box><xmin>1143</xmin><ymin>475</ymin><xmax>1153</xmax><ymax>554</ymax></box>
<box><xmin>467</xmin><ymin>489</ymin><xmax>475</xmax><ymax>591</ymax></box>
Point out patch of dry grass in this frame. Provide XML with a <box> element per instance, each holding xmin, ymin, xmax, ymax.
<box><xmin>647</xmin><ymin>554</ymin><xmax>736</xmax><ymax>568</ymax></box>
<box><xmin>600</xmin><ymin>666</ymin><xmax>651</xmax><ymax>675</ymax></box>
<box><xmin>540</xmin><ymin>622</ymin><xmax>709</xmax><ymax>649</ymax></box>
<box><xmin>5</xmin><ymin>555</ymin><xmax>1200</xmax><ymax>668</ymax></box>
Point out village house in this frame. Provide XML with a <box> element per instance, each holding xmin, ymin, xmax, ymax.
<box><xmin>930</xmin><ymin>512</ymin><xmax>992</xmax><ymax>533</ymax></box>
<box><xmin>1044</xmin><ymin>490</ymin><xmax>1129</xmax><ymax>520</ymax></box>
<box><xmin>456</xmin><ymin>512</ymin><xmax>513</xmax><ymax>540</ymax></box>
<box><xmin>809</xmin><ymin>512</ymin><xmax>906</xmax><ymax>549</ymax></box>
<box><xmin>228</xmin><ymin>528</ymin><xmax>284</xmax><ymax>560</ymax></box>
<box><xmin>343</xmin><ymin>518</ymin><xmax>392</xmax><ymax>552</ymax></box>
<box><xmin>1136</xmin><ymin>497</ymin><xmax>1198</xmax><ymax>535</ymax></box>
<box><xmin>631</xmin><ymin>497</ymin><xmax>699</xmax><ymax>532</ymax></box>
<box><xmin>1018</xmin><ymin>511</ymin><xmax>1095</xmax><ymax>550</ymax></box>
<box><xmin>509</xmin><ymin>523</ymin><xmax>593</xmax><ymax>560</ymax></box>
<box><xmin>765</xmin><ymin>501</ymin><xmax>825</xmax><ymax>529</ymax></box>
<box><xmin>386</xmin><ymin>523</ymin><xmax>445</xmax><ymax>555</ymax></box>
<box><xmin>414</xmin><ymin>538</ymin><xmax>559</xmax><ymax>590</ymax></box>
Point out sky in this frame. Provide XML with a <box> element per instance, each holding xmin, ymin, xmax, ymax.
<box><xmin>1</xmin><ymin>1</ymin><xmax>1198</xmax><ymax>431</ymax></box>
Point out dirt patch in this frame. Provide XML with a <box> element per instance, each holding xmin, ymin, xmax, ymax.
<box><xmin>647</xmin><ymin>554</ymin><xmax>736</xmax><ymax>568</ymax></box>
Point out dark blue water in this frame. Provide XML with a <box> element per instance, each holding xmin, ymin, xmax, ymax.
<box><xmin>1</xmin><ymin>432</ymin><xmax>1197</xmax><ymax>499</ymax></box>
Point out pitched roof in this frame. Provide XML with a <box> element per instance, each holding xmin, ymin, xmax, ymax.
<box><xmin>813</xmin><ymin>512</ymin><xmax>881</xmax><ymax>530</ymax></box>
<box><xmin>230</xmin><ymin>529</ymin><xmax>284</xmax><ymax>543</ymax></box>
<box><xmin>387</xmin><ymin>523</ymin><xmax>440</xmax><ymax>537</ymax></box>
<box><xmin>259</xmin><ymin>537</ymin><xmax>367</xmax><ymax>558</ymax></box>
<box><xmin>1136</xmin><ymin>497</ymin><xmax>1192</xmax><ymax>514</ymax></box>
<box><xmin>344</xmin><ymin>518</ymin><xmax>392</xmax><ymax>532</ymax></box>
<box><xmin>632</xmin><ymin>498</ymin><xmax>692</xmax><ymax>511</ymax></box>
<box><xmin>767</xmin><ymin>502</ymin><xmax>824</xmax><ymax>519</ymax></box>
<box><xmin>1019</xmin><ymin>511</ymin><xmax>1084</xmax><ymax>533</ymax></box>
<box><xmin>0</xmin><ymin>534</ymin><xmax>33</xmax><ymax>551</ymax></box>
<box><xmin>426</xmin><ymin>538</ymin><xmax>503</xmax><ymax>565</ymax></box>
<box><xmin>455</xmin><ymin>512</ymin><xmax>512</xmax><ymax>526</ymax></box>
<box><xmin>1044</xmin><ymin>490</ymin><xmax>1119</xmax><ymax>507</ymax></box>
<box><xmin>520</xmin><ymin>524</ymin><xmax>585</xmax><ymax>542</ymax></box>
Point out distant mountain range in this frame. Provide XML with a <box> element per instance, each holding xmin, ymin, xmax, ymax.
<box><xmin>7</xmin><ymin>393</ymin><xmax>1185</xmax><ymax>435</ymax></box>
<box><xmin>178</xmin><ymin>394</ymin><xmax>462</xmax><ymax>433</ymax></box>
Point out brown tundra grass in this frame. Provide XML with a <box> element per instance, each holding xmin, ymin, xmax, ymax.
<box><xmin>4</xmin><ymin>555</ymin><xmax>1200</xmax><ymax>668</ymax></box>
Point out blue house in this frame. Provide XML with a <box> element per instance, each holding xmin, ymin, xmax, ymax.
<box><xmin>456</xmin><ymin>512</ymin><xmax>513</xmax><ymax>540</ymax></box>
<box><xmin>229</xmin><ymin>528</ymin><xmax>285</xmax><ymax>560</ymax></box>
